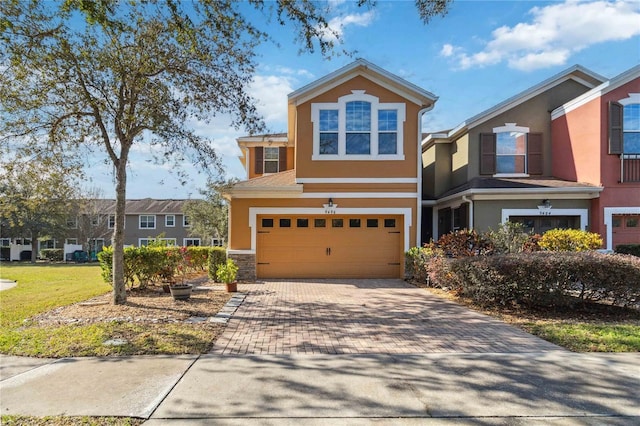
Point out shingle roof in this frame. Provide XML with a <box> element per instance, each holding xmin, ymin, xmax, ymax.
<box><xmin>83</xmin><ymin>199</ymin><xmax>192</xmax><ymax>214</ymax></box>
<box><xmin>438</xmin><ymin>177</ymin><xmax>602</xmax><ymax>199</ymax></box>
<box><xmin>231</xmin><ymin>170</ymin><xmax>297</xmax><ymax>189</ymax></box>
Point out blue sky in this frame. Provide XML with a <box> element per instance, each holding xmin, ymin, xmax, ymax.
<box><xmin>85</xmin><ymin>0</ymin><xmax>640</xmax><ymax>199</ymax></box>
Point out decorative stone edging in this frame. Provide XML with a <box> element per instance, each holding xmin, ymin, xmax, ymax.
<box><xmin>185</xmin><ymin>292</ymin><xmax>247</xmax><ymax>324</ymax></box>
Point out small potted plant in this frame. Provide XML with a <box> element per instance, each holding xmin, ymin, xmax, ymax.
<box><xmin>216</xmin><ymin>258</ymin><xmax>239</xmax><ymax>292</ymax></box>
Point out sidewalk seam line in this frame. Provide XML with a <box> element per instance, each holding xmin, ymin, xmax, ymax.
<box><xmin>145</xmin><ymin>354</ymin><xmax>201</xmax><ymax>420</ymax></box>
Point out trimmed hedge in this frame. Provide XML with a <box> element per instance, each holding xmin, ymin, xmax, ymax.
<box><xmin>39</xmin><ymin>248</ymin><xmax>63</xmax><ymax>262</ymax></box>
<box><xmin>208</xmin><ymin>247</ymin><xmax>227</xmax><ymax>281</ymax></box>
<box><xmin>616</xmin><ymin>244</ymin><xmax>640</xmax><ymax>257</ymax></box>
<box><xmin>98</xmin><ymin>245</ymin><xmax>216</xmax><ymax>289</ymax></box>
<box><xmin>448</xmin><ymin>252</ymin><xmax>639</xmax><ymax>308</ymax></box>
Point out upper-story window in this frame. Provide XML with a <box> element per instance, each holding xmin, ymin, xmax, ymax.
<box><xmin>480</xmin><ymin>123</ymin><xmax>543</xmax><ymax>176</ymax></box>
<box><xmin>610</xmin><ymin>94</ymin><xmax>640</xmax><ymax>154</ymax></box>
<box><xmin>254</xmin><ymin>146</ymin><xmax>287</xmax><ymax>174</ymax></box>
<box><xmin>496</xmin><ymin>129</ymin><xmax>527</xmax><ymax>174</ymax></box>
<box><xmin>67</xmin><ymin>217</ymin><xmax>78</xmax><ymax>229</ymax></box>
<box><xmin>165</xmin><ymin>215</ymin><xmax>175</xmax><ymax>227</ymax></box>
<box><xmin>108</xmin><ymin>214</ymin><xmax>115</xmax><ymax>229</ymax></box>
<box><xmin>312</xmin><ymin>91</ymin><xmax>405</xmax><ymax>160</ymax></box>
<box><xmin>623</xmin><ymin>102</ymin><xmax>640</xmax><ymax>153</ymax></box>
<box><xmin>139</xmin><ymin>215</ymin><xmax>156</xmax><ymax>229</ymax></box>
<box><xmin>183</xmin><ymin>215</ymin><xmax>191</xmax><ymax>227</ymax></box>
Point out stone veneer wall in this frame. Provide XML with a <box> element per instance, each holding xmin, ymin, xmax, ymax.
<box><xmin>228</xmin><ymin>252</ymin><xmax>256</xmax><ymax>282</ymax></box>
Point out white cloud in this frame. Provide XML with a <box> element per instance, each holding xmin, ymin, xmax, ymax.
<box><xmin>249</xmin><ymin>74</ymin><xmax>294</xmax><ymax>124</ymax></box>
<box><xmin>444</xmin><ymin>0</ymin><xmax>640</xmax><ymax>71</ymax></box>
<box><xmin>321</xmin><ymin>10</ymin><xmax>376</xmax><ymax>41</ymax></box>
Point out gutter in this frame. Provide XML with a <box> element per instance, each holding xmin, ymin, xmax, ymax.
<box><xmin>462</xmin><ymin>195</ymin><xmax>474</xmax><ymax>230</ymax></box>
<box><xmin>417</xmin><ymin>103</ymin><xmax>436</xmax><ymax>245</ymax></box>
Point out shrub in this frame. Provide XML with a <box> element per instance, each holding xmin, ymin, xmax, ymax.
<box><xmin>187</xmin><ymin>246</ymin><xmax>210</xmax><ymax>270</ymax></box>
<box><xmin>616</xmin><ymin>244</ymin><xmax>640</xmax><ymax>257</ymax></box>
<box><xmin>485</xmin><ymin>222</ymin><xmax>531</xmax><ymax>254</ymax></box>
<box><xmin>39</xmin><ymin>248</ymin><xmax>63</xmax><ymax>262</ymax></box>
<box><xmin>208</xmin><ymin>247</ymin><xmax>227</xmax><ymax>281</ymax></box>
<box><xmin>216</xmin><ymin>258</ymin><xmax>238</xmax><ymax>284</ymax></box>
<box><xmin>538</xmin><ymin>228</ymin><xmax>602</xmax><ymax>251</ymax></box>
<box><xmin>448</xmin><ymin>252</ymin><xmax>640</xmax><ymax>308</ymax></box>
<box><xmin>435</xmin><ymin>229</ymin><xmax>493</xmax><ymax>258</ymax></box>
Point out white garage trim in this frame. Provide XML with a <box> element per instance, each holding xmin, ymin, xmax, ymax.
<box><xmin>248</xmin><ymin>207</ymin><xmax>413</xmax><ymax>253</ymax></box>
<box><xmin>603</xmin><ymin>207</ymin><xmax>640</xmax><ymax>251</ymax></box>
<box><xmin>299</xmin><ymin>192</ymin><xmax>419</xmax><ymax>199</ymax></box>
<box><xmin>501</xmin><ymin>208</ymin><xmax>589</xmax><ymax>230</ymax></box>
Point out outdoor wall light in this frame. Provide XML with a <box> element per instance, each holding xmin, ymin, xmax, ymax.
<box><xmin>542</xmin><ymin>199</ymin><xmax>552</xmax><ymax>208</ymax></box>
<box><xmin>328</xmin><ymin>198</ymin><xmax>333</xmax><ymax>207</ymax></box>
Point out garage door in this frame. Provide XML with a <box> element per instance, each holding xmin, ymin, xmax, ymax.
<box><xmin>256</xmin><ymin>215</ymin><xmax>403</xmax><ymax>279</ymax></box>
<box><xmin>613</xmin><ymin>215</ymin><xmax>640</xmax><ymax>248</ymax></box>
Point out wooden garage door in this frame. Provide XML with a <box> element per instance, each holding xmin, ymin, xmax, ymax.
<box><xmin>613</xmin><ymin>215</ymin><xmax>640</xmax><ymax>248</ymax></box>
<box><xmin>257</xmin><ymin>215</ymin><xmax>402</xmax><ymax>279</ymax></box>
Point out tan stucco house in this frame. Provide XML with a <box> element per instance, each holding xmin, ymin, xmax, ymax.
<box><xmin>225</xmin><ymin>59</ymin><xmax>437</xmax><ymax>280</ymax></box>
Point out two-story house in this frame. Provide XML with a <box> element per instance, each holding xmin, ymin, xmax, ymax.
<box><xmin>225</xmin><ymin>59</ymin><xmax>437</xmax><ymax>280</ymax></box>
<box><xmin>422</xmin><ymin>64</ymin><xmax>640</xmax><ymax>250</ymax></box>
<box><xmin>551</xmin><ymin>65</ymin><xmax>640</xmax><ymax>250</ymax></box>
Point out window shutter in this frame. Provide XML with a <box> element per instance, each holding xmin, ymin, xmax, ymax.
<box><xmin>480</xmin><ymin>133</ymin><xmax>496</xmax><ymax>175</ymax></box>
<box><xmin>279</xmin><ymin>147</ymin><xmax>287</xmax><ymax>172</ymax></box>
<box><xmin>609</xmin><ymin>101</ymin><xmax>623</xmax><ymax>155</ymax></box>
<box><xmin>254</xmin><ymin>147</ymin><xmax>264</xmax><ymax>174</ymax></box>
<box><xmin>527</xmin><ymin>133</ymin><xmax>543</xmax><ymax>175</ymax></box>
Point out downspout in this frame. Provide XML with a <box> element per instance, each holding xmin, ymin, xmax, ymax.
<box><xmin>462</xmin><ymin>195</ymin><xmax>474</xmax><ymax>230</ymax></box>
<box><xmin>417</xmin><ymin>105</ymin><xmax>435</xmax><ymax>247</ymax></box>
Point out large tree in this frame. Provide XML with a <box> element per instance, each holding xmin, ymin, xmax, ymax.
<box><xmin>0</xmin><ymin>0</ymin><xmax>451</xmax><ymax>303</ymax></box>
<box><xmin>183</xmin><ymin>180</ymin><xmax>234</xmax><ymax>246</ymax></box>
<box><xmin>0</xmin><ymin>151</ymin><xmax>80</xmax><ymax>262</ymax></box>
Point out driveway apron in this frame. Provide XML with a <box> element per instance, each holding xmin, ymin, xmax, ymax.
<box><xmin>211</xmin><ymin>279</ymin><xmax>561</xmax><ymax>355</ymax></box>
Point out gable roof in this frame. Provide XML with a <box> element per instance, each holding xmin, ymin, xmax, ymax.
<box><xmin>288</xmin><ymin>58</ymin><xmax>438</xmax><ymax>107</ymax></box>
<box><xmin>551</xmin><ymin>64</ymin><xmax>640</xmax><ymax>120</ymax></box>
<box><xmin>424</xmin><ymin>64</ymin><xmax>606</xmax><ymax>147</ymax></box>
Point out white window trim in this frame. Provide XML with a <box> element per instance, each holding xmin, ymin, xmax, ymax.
<box><xmin>139</xmin><ymin>215</ymin><xmax>156</xmax><ymax>230</ymax></box>
<box><xmin>65</xmin><ymin>238</ymin><xmax>78</xmax><ymax>245</ymax></box>
<box><xmin>183</xmin><ymin>215</ymin><xmax>191</xmax><ymax>227</ymax></box>
<box><xmin>492</xmin><ymin>123</ymin><xmax>530</xmax><ymax>177</ymax></box>
<box><xmin>246</xmin><ymin>207</ymin><xmax>413</xmax><ymax>254</ymax></box>
<box><xmin>263</xmin><ymin>147</ymin><xmax>280</xmax><ymax>174</ymax></box>
<box><xmin>604</xmin><ymin>207</ymin><xmax>640</xmax><ymax>251</ymax></box>
<box><xmin>165</xmin><ymin>215</ymin><xmax>175</xmax><ymax>227</ymax></box>
<box><xmin>501</xmin><ymin>208</ymin><xmax>588</xmax><ymax>231</ymax></box>
<box><xmin>183</xmin><ymin>238</ymin><xmax>201</xmax><ymax>246</ymax></box>
<box><xmin>620</xmin><ymin>93</ymin><xmax>640</xmax><ymax>154</ymax></box>
<box><xmin>108</xmin><ymin>214</ymin><xmax>115</xmax><ymax>229</ymax></box>
<box><xmin>67</xmin><ymin>217</ymin><xmax>78</xmax><ymax>229</ymax></box>
<box><xmin>311</xmin><ymin>91</ymin><xmax>406</xmax><ymax>161</ymax></box>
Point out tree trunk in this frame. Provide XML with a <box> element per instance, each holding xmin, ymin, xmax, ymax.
<box><xmin>30</xmin><ymin>233</ymin><xmax>39</xmax><ymax>263</ymax></box>
<box><xmin>112</xmin><ymin>160</ymin><xmax>128</xmax><ymax>304</ymax></box>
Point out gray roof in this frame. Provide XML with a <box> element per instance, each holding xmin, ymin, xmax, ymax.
<box><xmin>83</xmin><ymin>199</ymin><xmax>194</xmax><ymax>214</ymax></box>
<box><xmin>437</xmin><ymin>177</ymin><xmax>602</xmax><ymax>199</ymax></box>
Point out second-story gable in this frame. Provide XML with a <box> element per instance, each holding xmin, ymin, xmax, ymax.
<box><xmin>288</xmin><ymin>60</ymin><xmax>437</xmax><ymax>181</ymax></box>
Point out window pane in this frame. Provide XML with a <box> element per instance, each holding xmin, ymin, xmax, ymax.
<box><xmin>279</xmin><ymin>218</ymin><xmax>291</xmax><ymax>228</ymax></box>
<box><xmin>346</xmin><ymin>101</ymin><xmax>371</xmax><ymax>131</ymax></box>
<box><xmin>349</xmin><ymin>218</ymin><xmax>361</xmax><ymax>228</ymax></box>
<box><xmin>378</xmin><ymin>133</ymin><xmax>397</xmax><ymax>154</ymax></box>
<box><xmin>623</xmin><ymin>104</ymin><xmax>640</xmax><ymax>131</ymax></box>
<box><xmin>264</xmin><ymin>147</ymin><xmax>279</xmax><ymax>159</ymax></box>
<box><xmin>378</xmin><ymin>110</ymin><xmax>397</xmax><ymax>131</ymax></box>
<box><xmin>314</xmin><ymin>218</ymin><xmax>326</xmax><ymax>228</ymax></box>
<box><xmin>297</xmin><ymin>218</ymin><xmax>309</xmax><ymax>228</ymax></box>
<box><xmin>367</xmin><ymin>218</ymin><xmax>378</xmax><ymax>228</ymax></box>
<box><xmin>623</xmin><ymin>132</ymin><xmax>640</xmax><ymax>153</ymax></box>
<box><xmin>320</xmin><ymin>133</ymin><xmax>339</xmax><ymax>154</ymax></box>
<box><xmin>497</xmin><ymin>155</ymin><xmax>526</xmax><ymax>173</ymax></box>
<box><xmin>319</xmin><ymin>109</ymin><xmax>338</xmax><ymax>131</ymax></box>
<box><xmin>612</xmin><ymin>217</ymin><xmax>621</xmax><ymax>227</ymax></box>
<box><xmin>496</xmin><ymin>132</ymin><xmax>526</xmax><ymax>155</ymax></box>
<box><xmin>262</xmin><ymin>218</ymin><xmax>273</xmax><ymax>228</ymax></box>
<box><xmin>346</xmin><ymin>133</ymin><xmax>370</xmax><ymax>154</ymax></box>
<box><xmin>264</xmin><ymin>160</ymin><xmax>279</xmax><ymax>173</ymax></box>
<box><xmin>332</xmin><ymin>218</ymin><xmax>343</xmax><ymax>228</ymax></box>
<box><xmin>626</xmin><ymin>218</ymin><xmax>638</xmax><ymax>227</ymax></box>
<box><xmin>384</xmin><ymin>218</ymin><xmax>396</xmax><ymax>228</ymax></box>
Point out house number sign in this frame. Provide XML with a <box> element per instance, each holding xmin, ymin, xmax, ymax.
<box><xmin>323</xmin><ymin>203</ymin><xmax>338</xmax><ymax>214</ymax></box>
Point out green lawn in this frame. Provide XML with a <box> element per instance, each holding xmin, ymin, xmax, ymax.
<box><xmin>0</xmin><ymin>263</ymin><xmax>223</xmax><ymax>357</ymax></box>
<box><xmin>522</xmin><ymin>322</ymin><xmax>640</xmax><ymax>352</ymax></box>
<box><xmin>0</xmin><ymin>263</ymin><xmax>110</xmax><ymax>328</ymax></box>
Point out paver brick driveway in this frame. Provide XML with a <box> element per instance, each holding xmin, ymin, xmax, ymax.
<box><xmin>211</xmin><ymin>279</ymin><xmax>561</xmax><ymax>355</ymax></box>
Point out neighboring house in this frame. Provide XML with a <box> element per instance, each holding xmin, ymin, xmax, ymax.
<box><xmin>225</xmin><ymin>59</ymin><xmax>437</xmax><ymax>280</ymax></box>
<box><xmin>1</xmin><ymin>199</ymin><xmax>207</xmax><ymax>260</ymax></box>
<box><xmin>421</xmin><ymin>64</ymin><xmax>640</xmax><ymax>250</ymax></box>
<box><xmin>551</xmin><ymin>65</ymin><xmax>640</xmax><ymax>250</ymax></box>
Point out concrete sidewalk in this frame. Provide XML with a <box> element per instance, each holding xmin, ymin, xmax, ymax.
<box><xmin>1</xmin><ymin>352</ymin><xmax>638</xmax><ymax>424</ymax></box>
